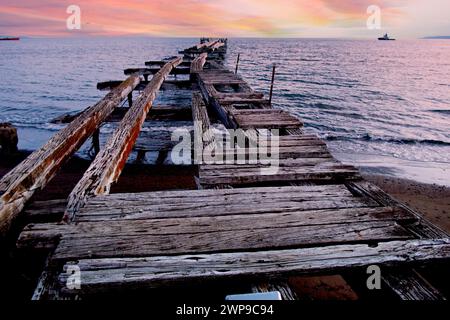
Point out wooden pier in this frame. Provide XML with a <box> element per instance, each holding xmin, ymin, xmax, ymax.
<box><xmin>1</xmin><ymin>39</ymin><xmax>449</xmax><ymax>300</ymax></box>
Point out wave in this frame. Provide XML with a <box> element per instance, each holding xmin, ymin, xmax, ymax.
<box><xmin>325</xmin><ymin>133</ymin><xmax>450</xmax><ymax>146</ymax></box>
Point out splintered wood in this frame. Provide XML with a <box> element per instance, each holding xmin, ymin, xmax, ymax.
<box><xmin>65</xmin><ymin>57</ymin><xmax>182</xmax><ymax>221</ymax></box>
<box><xmin>57</xmin><ymin>239</ymin><xmax>450</xmax><ymax>295</ymax></box>
<box><xmin>0</xmin><ymin>75</ymin><xmax>140</xmax><ymax>236</ymax></box>
<box><xmin>190</xmin><ymin>53</ymin><xmax>207</xmax><ymax>74</ymax></box>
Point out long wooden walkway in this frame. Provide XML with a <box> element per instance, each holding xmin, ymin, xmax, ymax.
<box><xmin>2</xmin><ymin>39</ymin><xmax>450</xmax><ymax>300</ymax></box>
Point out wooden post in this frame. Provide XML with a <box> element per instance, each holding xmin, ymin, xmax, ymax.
<box><xmin>0</xmin><ymin>123</ymin><xmax>18</xmax><ymax>155</ymax></box>
<box><xmin>235</xmin><ymin>53</ymin><xmax>240</xmax><ymax>74</ymax></box>
<box><xmin>269</xmin><ymin>64</ymin><xmax>276</xmax><ymax>104</ymax></box>
<box><xmin>65</xmin><ymin>57</ymin><xmax>182</xmax><ymax>221</ymax></box>
<box><xmin>190</xmin><ymin>53</ymin><xmax>207</xmax><ymax>81</ymax></box>
<box><xmin>0</xmin><ymin>75</ymin><xmax>140</xmax><ymax>236</ymax></box>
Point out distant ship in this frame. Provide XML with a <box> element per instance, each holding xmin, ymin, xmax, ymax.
<box><xmin>378</xmin><ymin>33</ymin><xmax>395</xmax><ymax>41</ymax></box>
<box><xmin>0</xmin><ymin>37</ymin><xmax>20</xmax><ymax>41</ymax></box>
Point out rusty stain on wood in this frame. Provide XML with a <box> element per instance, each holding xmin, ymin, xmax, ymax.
<box><xmin>0</xmin><ymin>75</ymin><xmax>140</xmax><ymax>236</ymax></box>
<box><xmin>64</xmin><ymin>57</ymin><xmax>182</xmax><ymax>221</ymax></box>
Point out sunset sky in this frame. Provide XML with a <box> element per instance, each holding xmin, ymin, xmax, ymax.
<box><xmin>0</xmin><ymin>0</ymin><xmax>449</xmax><ymax>38</ymax></box>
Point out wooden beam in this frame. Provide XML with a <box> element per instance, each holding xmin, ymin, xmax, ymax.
<box><xmin>192</xmin><ymin>92</ymin><xmax>214</xmax><ymax>152</ymax></box>
<box><xmin>97</xmin><ymin>80</ymin><xmax>191</xmax><ymax>91</ymax></box>
<box><xmin>0</xmin><ymin>75</ymin><xmax>140</xmax><ymax>236</ymax></box>
<box><xmin>57</xmin><ymin>239</ymin><xmax>450</xmax><ymax>294</ymax></box>
<box><xmin>190</xmin><ymin>53</ymin><xmax>207</xmax><ymax>74</ymax></box>
<box><xmin>382</xmin><ymin>268</ymin><xmax>446</xmax><ymax>300</ymax></box>
<box><xmin>345</xmin><ymin>180</ymin><xmax>449</xmax><ymax>300</ymax></box>
<box><xmin>64</xmin><ymin>57</ymin><xmax>182</xmax><ymax>221</ymax></box>
<box><xmin>124</xmin><ymin>67</ymin><xmax>189</xmax><ymax>76</ymax></box>
<box><xmin>145</xmin><ymin>60</ymin><xmax>191</xmax><ymax>67</ymax></box>
<box><xmin>251</xmin><ymin>282</ymin><xmax>298</xmax><ymax>300</ymax></box>
<box><xmin>19</xmin><ymin>219</ymin><xmax>411</xmax><ymax>260</ymax></box>
<box><xmin>52</xmin><ymin>105</ymin><xmax>192</xmax><ymax>124</ymax></box>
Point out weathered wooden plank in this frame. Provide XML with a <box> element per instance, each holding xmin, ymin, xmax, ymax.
<box><xmin>345</xmin><ymin>180</ymin><xmax>449</xmax><ymax>300</ymax></box>
<box><xmin>211</xmin><ymin>146</ymin><xmax>332</xmax><ymax>160</ymax></box>
<box><xmin>252</xmin><ymin>282</ymin><xmax>298</xmax><ymax>300</ymax></box>
<box><xmin>197</xmin><ymin>74</ymin><xmax>237</xmax><ymax>128</ymax></box>
<box><xmin>91</xmin><ymin>184</ymin><xmax>353</xmax><ymax>200</ymax></box>
<box><xmin>190</xmin><ymin>53</ymin><xmax>207</xmax><ymax>74</ymax></box>
<box><xmin>97</xmin><ymin>80</ymin><xmax>191</xmax><ymax>92</ymax></box>
<box><xmin>71</xmin><ymin>185</ymin><xmax>374</xmax><ymax>220</ymax></box>
<box><xmin>191</xmin><ymin>91</ymin><xmax>215</xmax><ymax>166</ymax></box>
<box><xmin>63</xmin><ymin>197</ymin><xmax>385</xmax><ymax>222</ymax></box>
<box><xmin>124</xmin><ymin>67</ymin><xmax>189</xmax><ymax>76</ymax></box>
<box><xmin>219</xmin><ymin>97</ymin><xmax>272</xmax><ymax>104</ymax></box>
<box><xmin>145</xmin><ymin>60</ymin><xmax>191</xmax><ymax>67</ymax></box>
<box><xmin>231</xmin><ymin>109</ymin><xmax>303</xmax><ymax>129</ymax></box>
<box><xmin>382</xmin><ymin>268</ymin><xmax>446</xmax><ymax>300</ymax></box>
<box><xmin>0</xmin><ymin>75</ymin><xmax>140</xmax><ymax>236</ymax></box>
<box><xmin>345</xmin><ymin>181</ymin><xmax>449</xmax><ymax>238</ymax></box>
<box><xmin>212</xmin><ymin>91</ymin><xmax>263</xmax><ymax>100</ymax></box>
<box><xmin>64</xmin><ymin>57</ymin><xmax>182</xmax><ymax>221</ymax></box>
<box><xmin>33</xmin><ymin>220</ymin><xmax>412</xmax><ymax>260</ymax></box>
<box><xmin>199</xmin><ymin>164</ymin><xmax>360</xmax><ymax>187</ymax></box>
<box><xmin>18</xmin><ymin>206</ymin><xmax>414</xmax><ymax>252</ymax></box>
<box><xmin>203</xmin><ymin>79</ymin><xmax>246</xmax><ymax>85</ymax></box>
<box><xmin>200</xmin><ymin>158</ymin><xmax>352</xmax><ymax>169</ymax></box>
<box><xmin>57</xmin><ymin>239</ymin><xmax>450</xmax><ymax>294</ymax></box>
<box><xmin>181</xmin><ymin>39</ymin><xmax>226</xmax><ymax>54</ymax></box>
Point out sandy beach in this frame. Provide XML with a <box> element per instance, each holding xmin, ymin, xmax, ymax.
<box><xmin>363</xmin><ymin>174</ymin><xmax>450</xmax><ymax>234</ymax></box>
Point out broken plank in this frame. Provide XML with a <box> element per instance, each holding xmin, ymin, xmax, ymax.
<box><xmin>192</xmin><ymin>92</ymin><xmax>214</xmax><ymax>155</ymax></box>
<box><xmin>18</xmin><ymin>206</ymin><xmax>415</xmax><ymax>252</ymax></box>
<box><xmin>97</xmin><ymin>80</ymin><xmax>191</xmax><ymax>91</ymax></box>
<box><xmin>64</xmin><ymin>57</ymin><xmax>182</xmax><ymax>221</ymax></box>
<box><xmin>0</xmin><ymin>75</ymin><xmax>140</xmax><ymax>236</ymax></box>
<box><xmin>124</xmin><ymin>67</ymin><xmax>189</xmax><ymax>76</ymax></box>
<box><xmin>46</xmin><ymin>220</ymin><xmax>412</xmax><ymax>260</ymax></box>
<box><xmin>382</xmin><ymin>268</ymin><xmax>446</xmax><ymax>300</ymax></box>
<box><xmin>199</xmin><ymin>166</ymin><xmax>360</xmax><ymax>187</ymax></box>
<box><xmin>190</xmin><ymin>53</ymin><xmax>207</xmax><ymax>74</ymax></box>
<box><xmin>57</xmin><ymin>239</ymin><xmax>450</xmax><ymax>294</ymax></box>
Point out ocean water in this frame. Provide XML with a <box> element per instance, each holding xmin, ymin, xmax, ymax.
<box><xmin>1</xmin><ymin>37</ymin><xmax>449</xmax><ymax>185</ymax></box>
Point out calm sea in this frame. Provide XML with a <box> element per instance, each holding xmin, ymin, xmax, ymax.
<box><xmin>1</xmin><ymin>37</ymin><xmax>449</xmax><ymax>185</ymax></box>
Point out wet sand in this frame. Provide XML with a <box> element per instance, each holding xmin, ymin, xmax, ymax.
<box><xmin>363</xmin><ymin>174</ymin><xmax>450</xmax><ymax>234</ymax></box>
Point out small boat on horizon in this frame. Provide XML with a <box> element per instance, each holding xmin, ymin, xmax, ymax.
<box><xmin>378</xmin><ymin>33</ymin><xmax>395</xmax><ymax>41</ymax></box>
<box><xmin>0</xmin><ymin>37</ymin><xmax>20</xmax><ymax>41</ymax></box>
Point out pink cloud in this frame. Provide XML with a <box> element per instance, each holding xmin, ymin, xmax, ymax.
<box><xmin>0</xmin><ymin>0</ymin><xmax>441</xmax><ymax>37</ymax></box>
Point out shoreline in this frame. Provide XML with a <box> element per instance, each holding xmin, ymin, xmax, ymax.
<box><xmin>331</xmin><ymin>150</ymin><xmax>450</xmax><ymax>188</ymax></box>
